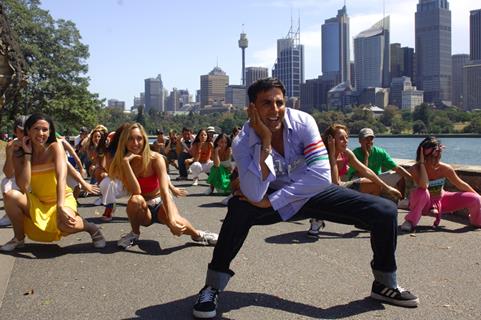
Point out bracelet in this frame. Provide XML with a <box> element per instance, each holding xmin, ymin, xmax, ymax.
<box><xmin>23</xmin><ymin>152</ymin><xmax>32</xmax><ymax>155</ymax></box>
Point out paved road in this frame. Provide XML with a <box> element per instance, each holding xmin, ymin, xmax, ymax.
<box><xmin>1</xmin><ymin>175</ymin><xmax>481</xmax><ymax>319</ymax></box>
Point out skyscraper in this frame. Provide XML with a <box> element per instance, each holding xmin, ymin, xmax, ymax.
<box><xmin>144</xmin><ymin>75</ymin><xmax>164</xmax><ymax>113</ymax></box>
<box><xmin>238</xmin><ymin>32</ymin><xmax>248</xmax><ymax>86</ymax></box>
<box><xmin>354</xmin><ymin>16</ymin><xmax>390</xmax><ymax>91</ymax></box>
<box><xmin>471</xmin><ymin>9</ymin><xmax>481</xmax><ymax>60</ymax></box>
<box><xmin>322</xmin><ymin>5</ymin><xmax>350</xmax><ymax>84</ymax></box>
<box><xmin>451</xmin><ymin>54</ymin><xmax>469</xmax><ymax>108</ymax></box>
<box><xmin>245</xmin><ymin>67</ymin><xmax>268</xmax><ymax>89</ymax></box>
<box><xmin>272</xmin><ymin>19</ymin><xmax>304</xmax><ymax>98</ymax></box>
<box><xmin>464</xmin><ymin>9</ymin><xmax>481</xmax><ymax>110</ymax></box>
<box><xmin>200</xmin><ymin>66</ymin><xmax>229</xmax><ymax>108</ymax></box>
<box><xmin>415</xmin><ymin>0</ymin><xmax>452</xmax><ymax>104</ymax></box>
<box><xmin>391</xmin><ymin>44</ymin><xmax>414</xmax><ymax>80</ymax></box>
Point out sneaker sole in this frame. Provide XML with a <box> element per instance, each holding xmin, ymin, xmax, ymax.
<box><xmin>306</xmin><ymin>231</ymin><xmax>319</xmax><ymax>239</ymax></box>
<box><xmin>370</xmin><ymin>292</ymin><xmax>419</xmax><ymax>308</ymax></box>
<box><xmin>192</xmin><ymin>309</ymin><xmax>216</xmax><ymax>318</ymax></box>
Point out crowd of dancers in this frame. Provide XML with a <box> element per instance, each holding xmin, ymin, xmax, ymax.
<box><xmin>1</xmin><ymin>78</ymin><xmax>481</xmax><ymax>318</ymax></box>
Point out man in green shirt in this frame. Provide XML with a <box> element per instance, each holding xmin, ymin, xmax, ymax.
<box><xmin>347</xmin><ymin>128</ymin><xmax>411</xmax><ymax>199</ymax></box>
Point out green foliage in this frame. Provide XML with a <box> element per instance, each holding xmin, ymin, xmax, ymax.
<box><xmin>412</xmin><ymin>120</ymin><xmax>427</xmax><ymax>134</ymax></box>
<box><xmin>2</xmin><ymin>0</ymin><xmax>102</xmax><ymax>130</ymax></box>
<box><xmin>412</xmin><ymin>103</ymin><xmax>433</xmax><ymax>130</ymax></box>
<box><xmin>379</xmin><ymin>105</ymin><xmax>400</xmax><ymax>127</ymax></box>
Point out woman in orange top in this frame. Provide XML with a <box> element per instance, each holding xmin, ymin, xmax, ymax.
<box><xmin>185</xmin><ymin>128</ymin><xmax>214</xmax><ymax>186</ymax></box>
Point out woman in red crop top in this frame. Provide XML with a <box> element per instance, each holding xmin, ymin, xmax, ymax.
<box><xmin>308</xmin><ymin>124</ymin><xmax>402</xmax><ymax>237</ymax></box>
<box><xmin>109</xmin><ymin>123</ymin><xmax>218</xmax><ymax>249</ymax></box>
<box><xmin>185</xmin><ymin>128</ymin><xmax>214</xmax><ymax>186</ymax></box>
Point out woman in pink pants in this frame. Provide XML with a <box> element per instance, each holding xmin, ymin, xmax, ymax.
<box><xmin>401</xmin><ymin>136</ymin><xmax>481</xmax><ymax>232</ymax></box>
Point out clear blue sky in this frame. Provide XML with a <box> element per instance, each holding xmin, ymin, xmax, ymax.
<box><xmin>39</xmin><ymin>0</ymin><xmax>478</xmax><ymax>108</ymax></box>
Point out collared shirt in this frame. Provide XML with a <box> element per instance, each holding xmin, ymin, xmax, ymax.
<box><xmin>232</xmin><ymin>108</ymin><xmax>331</xmax><ymax>221</ymax></box>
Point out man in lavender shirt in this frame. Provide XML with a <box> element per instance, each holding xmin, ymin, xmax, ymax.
<box><xmin>192</xmin><ymin>78</ymin><xmax>418</xmax><ymax>318</ymax></box>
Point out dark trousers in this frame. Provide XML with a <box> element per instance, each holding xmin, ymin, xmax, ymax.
<box><xmin>209</xmin><ymin>184</ymin><xmax>398</xmax><ymax>276</ymax></box>
<box><xmin>177</xmin><ymin>152</ymin><xmax>190</xmax><ymax>177</ymax></box>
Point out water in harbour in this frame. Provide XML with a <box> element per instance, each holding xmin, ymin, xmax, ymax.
<box><xmin>348</xmin><ymin>137</ymin><xmax>481</xmax><ymax>166</ymax></box>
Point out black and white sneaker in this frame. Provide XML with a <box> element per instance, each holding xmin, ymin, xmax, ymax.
<box><xmin>193</xmin><ymin>285</ymin><xmax>219</xmax><ymax>318</ymax></box>
<box><xmin>307</xmin><ymin>218</ymin><xmax>326</xmax><ymax>238</ymax></box>
<box><xmin>370</xmin><ymin>281</ymin><xmax>419</xmax><ymax>308</ymax></box>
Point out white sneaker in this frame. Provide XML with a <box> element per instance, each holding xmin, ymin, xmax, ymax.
<box><xmin>192</xmin><ymin>178</ymin><xmax>199</xmax><ymax>186</ymax></box>
<box><xmin>117</xmin><ymin>231</ymin><xmax>139</xmax><ymax>249</ymax></box>
<box><xmin>307</xmin><ymin>218</ymin><xmax>325</xmax><ymax>238</ymax></box>
<box><xmin>0</xmin><ymin>214</ymin><xmax>11</xmax><ymax>227</ymax></box>
<box><xmin>203</xmin><ymin>187</ymin><xmax>213</xmax><ymax>195</ymax></box>
<box><xmin>400</xmin><ymin>220</ymin><xmax>413</xmax><ymax>232</ymax></box>
<box><xmin>0</xmin><ymin>237</ymin><xmax>25</xmax><ymax>252</ymax></box>
<box><xmin>221</xmin><ymin>194</ymin><xmax>233</xmax><ymax>206</ymax></box>
<box><xmin>192</xmin><ymin>231</ymin><xmax>218</xmax><ymax>246</ymax></box>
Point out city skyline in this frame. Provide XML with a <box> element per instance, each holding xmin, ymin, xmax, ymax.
<box><xmin>39</xmin><ymin>0</ymin><xmax>479</xmax><ymax>108</ymax></box>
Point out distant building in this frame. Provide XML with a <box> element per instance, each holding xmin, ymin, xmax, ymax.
<box><xmin>402</xmin><ymin>87</ymin><xmax>424</xmax><ymax>112</ymax></box>
<box><xmin>107</xmin><ymin>99</ymin><xmax>125</xmax><ymax>109</ymax></box>
<box><xmin>225</xmin><ymin>85</ymin><xmax>246</xmax><ymax>108</ymax></box>
<box><xmin>144</xmin><ymin>75</ymin><xmax>164</xmax><ymax>112</ymax></box>
<box><xmin>470</xmin><ymin>9</ymin><xmax>481</xmax><ymax>61</ymax></box>
<box><xmin>327</xmin><ymin>81</ymin><xmax>356</xmax><ymax>111</ymax></box>
<box><xmin>463</xmin><ymin>9</ymin><xmax>481</xmax><ymax>110</ymax></box>
<box><xmin>390</xmin><ymin>77</ymin><xmax>411</xmax><ymax>107</ymax></box>
<box><xmin>390</xmin><ymin>43</ymin><xmax>414</xmax><ymax>80</ymax></box>
<box><xmin>200</xmin><ymin>66</ymin><xmax>229</xmax><ymax>108</ymax></box>
<box><xmin>322</xmin><ymin>5</ymin><xmax>350</xmax><ymax>84</ymax></box>
<box><xmin>389</xmin><ymin>76</ymin><xmax>423</xmax><ymax>111</ymax></box>
<box><xmin>300</xmin><ymin>76</ymin><xmax>337</xmax><ymax>112</ymax></box>
<box><xmin>245</xmin><ymin>67</ymin><xmax>269</xmax><ymax>89</ymax></box>
<box><xmin>451</xmin><ymin>54</ymin><xmax>469</xmax><ymax>108</ymax></box>
<box><xmin>358</xmin><ymin>87</ymin><xmax>389</xmax><ymax>108</ymax></box>
<box><xmin>272</xmin><ymin>20</ymin><xmax>304</xmax><ymax>98</ymax></box>
<box><xmin>354</xmin><ymin>16</ymin><xmax>390</xmax><ymax>91</ymax></box>
<box><xmin>415</xmin><ymin>0</ymin><xmax>452</xmax><ymax>105</ymax></box>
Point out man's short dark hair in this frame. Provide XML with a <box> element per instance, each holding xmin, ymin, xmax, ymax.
<box><xmin>247</xmin><ymin>77</ymin><xmax>286</xmax><ymax>103</ymax></box>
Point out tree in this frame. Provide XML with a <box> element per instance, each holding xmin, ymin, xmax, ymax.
<box><xmin>380</xmin><ymin>105</ymin><xmax>399</xmax><ymax>127</ymax></box>
<box><xmin>412</xmin><ymin>120</ymin><xmax>427</xmax><ymax>134</ymax></box>
<box><xmin>412</xmin><ymin>103</ymin><xmax>433</xmax><ymax>130</ymax></box>
<box><xmin>2</xmin><ymin>0</ymin><xmax>102</xmax><ymax>129</ymax></box>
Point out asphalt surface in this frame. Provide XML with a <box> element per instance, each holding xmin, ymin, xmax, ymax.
<box><xmin>1</xmin><ymin>174</ymin><xmax>481</xmax><ymax>320</ymax></box>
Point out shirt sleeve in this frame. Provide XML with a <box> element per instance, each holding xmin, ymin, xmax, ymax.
<box><xmin>267</xmin><ymin>115</ymin><xmax>332</xmax><ymax>214</ymax></box>
<box><xmin>233</xmin><ymin>128</ymin><xmax>276</xmax><ymax>202</ymax></box>
<box><xmin>380</xmin><ymin>148</ymin><xmax>397</xmax><ymax>171</ymax></box>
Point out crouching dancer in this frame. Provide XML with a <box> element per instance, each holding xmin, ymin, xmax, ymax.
<box><xmin>108</xmin><ymin>123</ymin><xmax>218</xmax><ymax>249</ymax></box>
<box><xmin>0</xmin><ymin>114</ymin><xmax>106</xmax><ymax>252</ymax></box>
<box><xmin>192</xmin><ymin>78</ymin><xmax>418</xmax><ymax>318</ymax></box>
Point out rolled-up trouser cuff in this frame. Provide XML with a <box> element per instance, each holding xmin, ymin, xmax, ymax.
<box><xmin>372</xmin><ymin>269</ymin><xmax>397</xmax><ymax>289</ymax></box>
<box><xmin>205</xmin><ymin>268</ymin><xmax>234</xmax><ymax>291</ymax></box>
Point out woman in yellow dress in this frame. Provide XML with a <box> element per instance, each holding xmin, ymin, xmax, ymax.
<box><xmin>0</xmin><ymin>114</ymin><xmax>106</xmax><ymax>251</ymax></box>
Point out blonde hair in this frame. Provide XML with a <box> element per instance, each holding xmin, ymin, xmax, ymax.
<box><xmin>321</xmin><ymin>123</ymin><xmax>349</xmax><ymax>154</ymax></box>
<box><xmin>109</xmin><ymin>123</ymin><xmax>152</xmax><ymax>185</ymax></box>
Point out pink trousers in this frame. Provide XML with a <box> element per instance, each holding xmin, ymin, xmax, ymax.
<box><xmin>405</xmin><ymin>188</ymin><xmax>481</xmax><ymax>227</ymax></box>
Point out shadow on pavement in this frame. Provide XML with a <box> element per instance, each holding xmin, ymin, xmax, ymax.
<box><xmin>128</xmin><ymin>292</ymin><xmax>384</xmax><ymax>320</ymax></box>
<box><xmin>265</xmin><ymin>230</ymin><xmax>369</xmax><ymax>245</ymax></box>
<box><xmin>1</xmin><ymin>240</ymin><xmax>204</xmax><ymax>259</ymax></box>
<box><xmin>398</xmin><ymin>224</ymin><xmax>478</xmax><ymax>236</ymax></box>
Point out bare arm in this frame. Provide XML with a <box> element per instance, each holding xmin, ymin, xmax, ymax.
<box><xmin>327</xmin><ymin>137</ymin><xmax>341</xmax><ymax>185</ymax></box>
<box><xmin>14</xmin><ymin>137</ymin><xmax>32</xmax><ymax>193</ymax></box>
<box><xmin>411</xmin><ymin>149</ymin><xmax>429</xmax><ymax>189</ymax></box>
<box><xmin>347</xmin><ymin>149</ymin><xmax>401</xmax><ymax>198</ymax></box>
<box><xmin>247</xmin><ymin>103</ymin><xmax>273</xmax><ymax>181</ymax></box>
<box><xmin>67</xmin><ymin>161</ymin><xmax>100</xmax><ymax>194</ymax></box>
<box><xmin>121</xmin><ymin>154</ymin><xmax>142</xmax><ymax>195</ymax></box>
<box><xmin>394</xmin><ymin>164</ymin><xmax>412</xmax><ymax>181</ymax></box>
<box><xmin>444</xmin><ymin>164</ymin><xmax>477</xmax><ymax>193</ymax></box>
<box><xmin>152</xmin><ymin>155</ymin><xmax>186</xmax><ymax>235</ymax></box>
<box><xmin>3</xmin><ymin>141</ymin><xmax>16</xmax><ymax>178</ymax></box>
